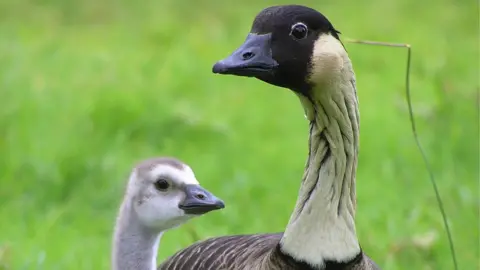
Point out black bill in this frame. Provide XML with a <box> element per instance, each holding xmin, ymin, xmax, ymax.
<box><xmin>212</xmin><ymin>33</ymin><xmax>278</xmax><ymax>77</ymax></box>
<box><xmin>178</xmin><ymin>184</ymin><xmax>225</xmax><ymax>215</ymax></box>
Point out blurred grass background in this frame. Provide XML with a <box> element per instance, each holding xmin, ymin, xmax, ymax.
<box><xmin>0</xmin><ymin>0</ymin><xmax>478</xmax><ymax>269</ymax></box>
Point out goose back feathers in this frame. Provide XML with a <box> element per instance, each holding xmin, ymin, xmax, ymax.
<box><xmin>159</xmin><ymin>233</ymin><xmax>379</xmax><ymax>270</ymax></box>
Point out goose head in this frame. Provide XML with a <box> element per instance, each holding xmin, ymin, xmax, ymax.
<box><xmin>126</xmin><ymin>157</ymin><xmax>225</xmax><ymax>231</ymax></box>
<box><xmin>212</xmin><ymin>5</ymin><xmax>345</xmax><ymax>95</ymax></box>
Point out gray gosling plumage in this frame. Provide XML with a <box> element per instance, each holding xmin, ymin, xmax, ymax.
<box><xmin>158</xmin><ymin>5</ymin><xmax>380</xmax><ymax>270</ymax></box>
<box><xmin>111</xmin><ymin>157</ymin><xmax>225</xmax><ymax>270</ymax></box>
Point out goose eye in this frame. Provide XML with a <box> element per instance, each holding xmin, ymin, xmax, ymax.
<box><xmin>154</xmin><ymin>179</ymin><xmax>170</xmax><ymax>191</ymax></box>
<box><xmin>290</xmin><ymin>23</ymin><xmax>308</xmax><ymax>40</ymax></box>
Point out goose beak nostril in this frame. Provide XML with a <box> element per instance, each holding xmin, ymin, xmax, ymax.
<box><xmin>179</xmin><ymin>185</ymin><xmax>225</xmax><ymax>215</ymax></box>
<box><xmin>212</xmin><ymin>33</ymin><xmax>278</xmax><ymax>77</ymax></box>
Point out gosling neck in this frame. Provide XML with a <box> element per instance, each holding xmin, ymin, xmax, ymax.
<box><xmin>280</xmin><ymin>43</ymin><xmax>361</xmax><ymax>267</ymax></box>
<box><xmin>112</xmin><ymin>198</ymin><xmax>162</xmax><ymax>270</ymax></box>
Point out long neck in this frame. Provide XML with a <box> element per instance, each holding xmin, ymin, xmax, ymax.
<box><xmin>112</xmin><ymin>199</ymin><xmax>162</xmax><ymax>270</ymax></box>
<box><xmin>280</xmin><ymin>51</ymin><xmax>361</xmax><ymax>267</ymax></box>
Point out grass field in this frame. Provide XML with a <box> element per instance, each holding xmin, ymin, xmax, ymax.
<box><xmin>0</xmin><ymin>0</ymin><xmax>478</xmax><ymax>269</ymax></box>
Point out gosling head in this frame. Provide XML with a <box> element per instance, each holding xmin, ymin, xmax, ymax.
<box><xmin>212</xmin><ymin>5</ymin><xmax>345</xmax><ymax>95</ymax></box>
<box><xmin>125</xmin><ymin>157</ymin><xmax>225</xmax><ymax>231</ymax></box>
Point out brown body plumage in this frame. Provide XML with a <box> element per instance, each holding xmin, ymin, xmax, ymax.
<box><xmin>159</xmin><ymin>233</ymin><xmax>379</xmax><ymax>270</ymax></box>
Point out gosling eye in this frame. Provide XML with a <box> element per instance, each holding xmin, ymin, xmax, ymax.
<box><xmin>154</xmin><ymin>178</ymin><xmax>170</xmax><ymax>191</ymax></box>
<box><xmin>290</xmin><ymin>22</ymin><xmax>308</xmax><ymax>40</ymax></box>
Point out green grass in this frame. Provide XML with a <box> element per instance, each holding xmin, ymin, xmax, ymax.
<box><xmin>0</xmin><ymin>0</ymin><xmax>478</xmax><ymax>269</ymax></box>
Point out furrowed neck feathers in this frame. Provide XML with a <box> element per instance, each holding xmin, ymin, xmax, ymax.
<box><xmin>280</xmin><ymin>33</ymin><xmax>361</xmax><ymax>267</ymax></box>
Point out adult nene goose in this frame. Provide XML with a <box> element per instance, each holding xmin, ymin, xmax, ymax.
<box><xmin>111</xmin><ymin>157</ymin><xmax>225</xmax><ymax>270</ymax></box>
<box><xmin>159</xmin><ymin>4</ymin><xmax>380</xmax><ymax>270</ymax></box>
